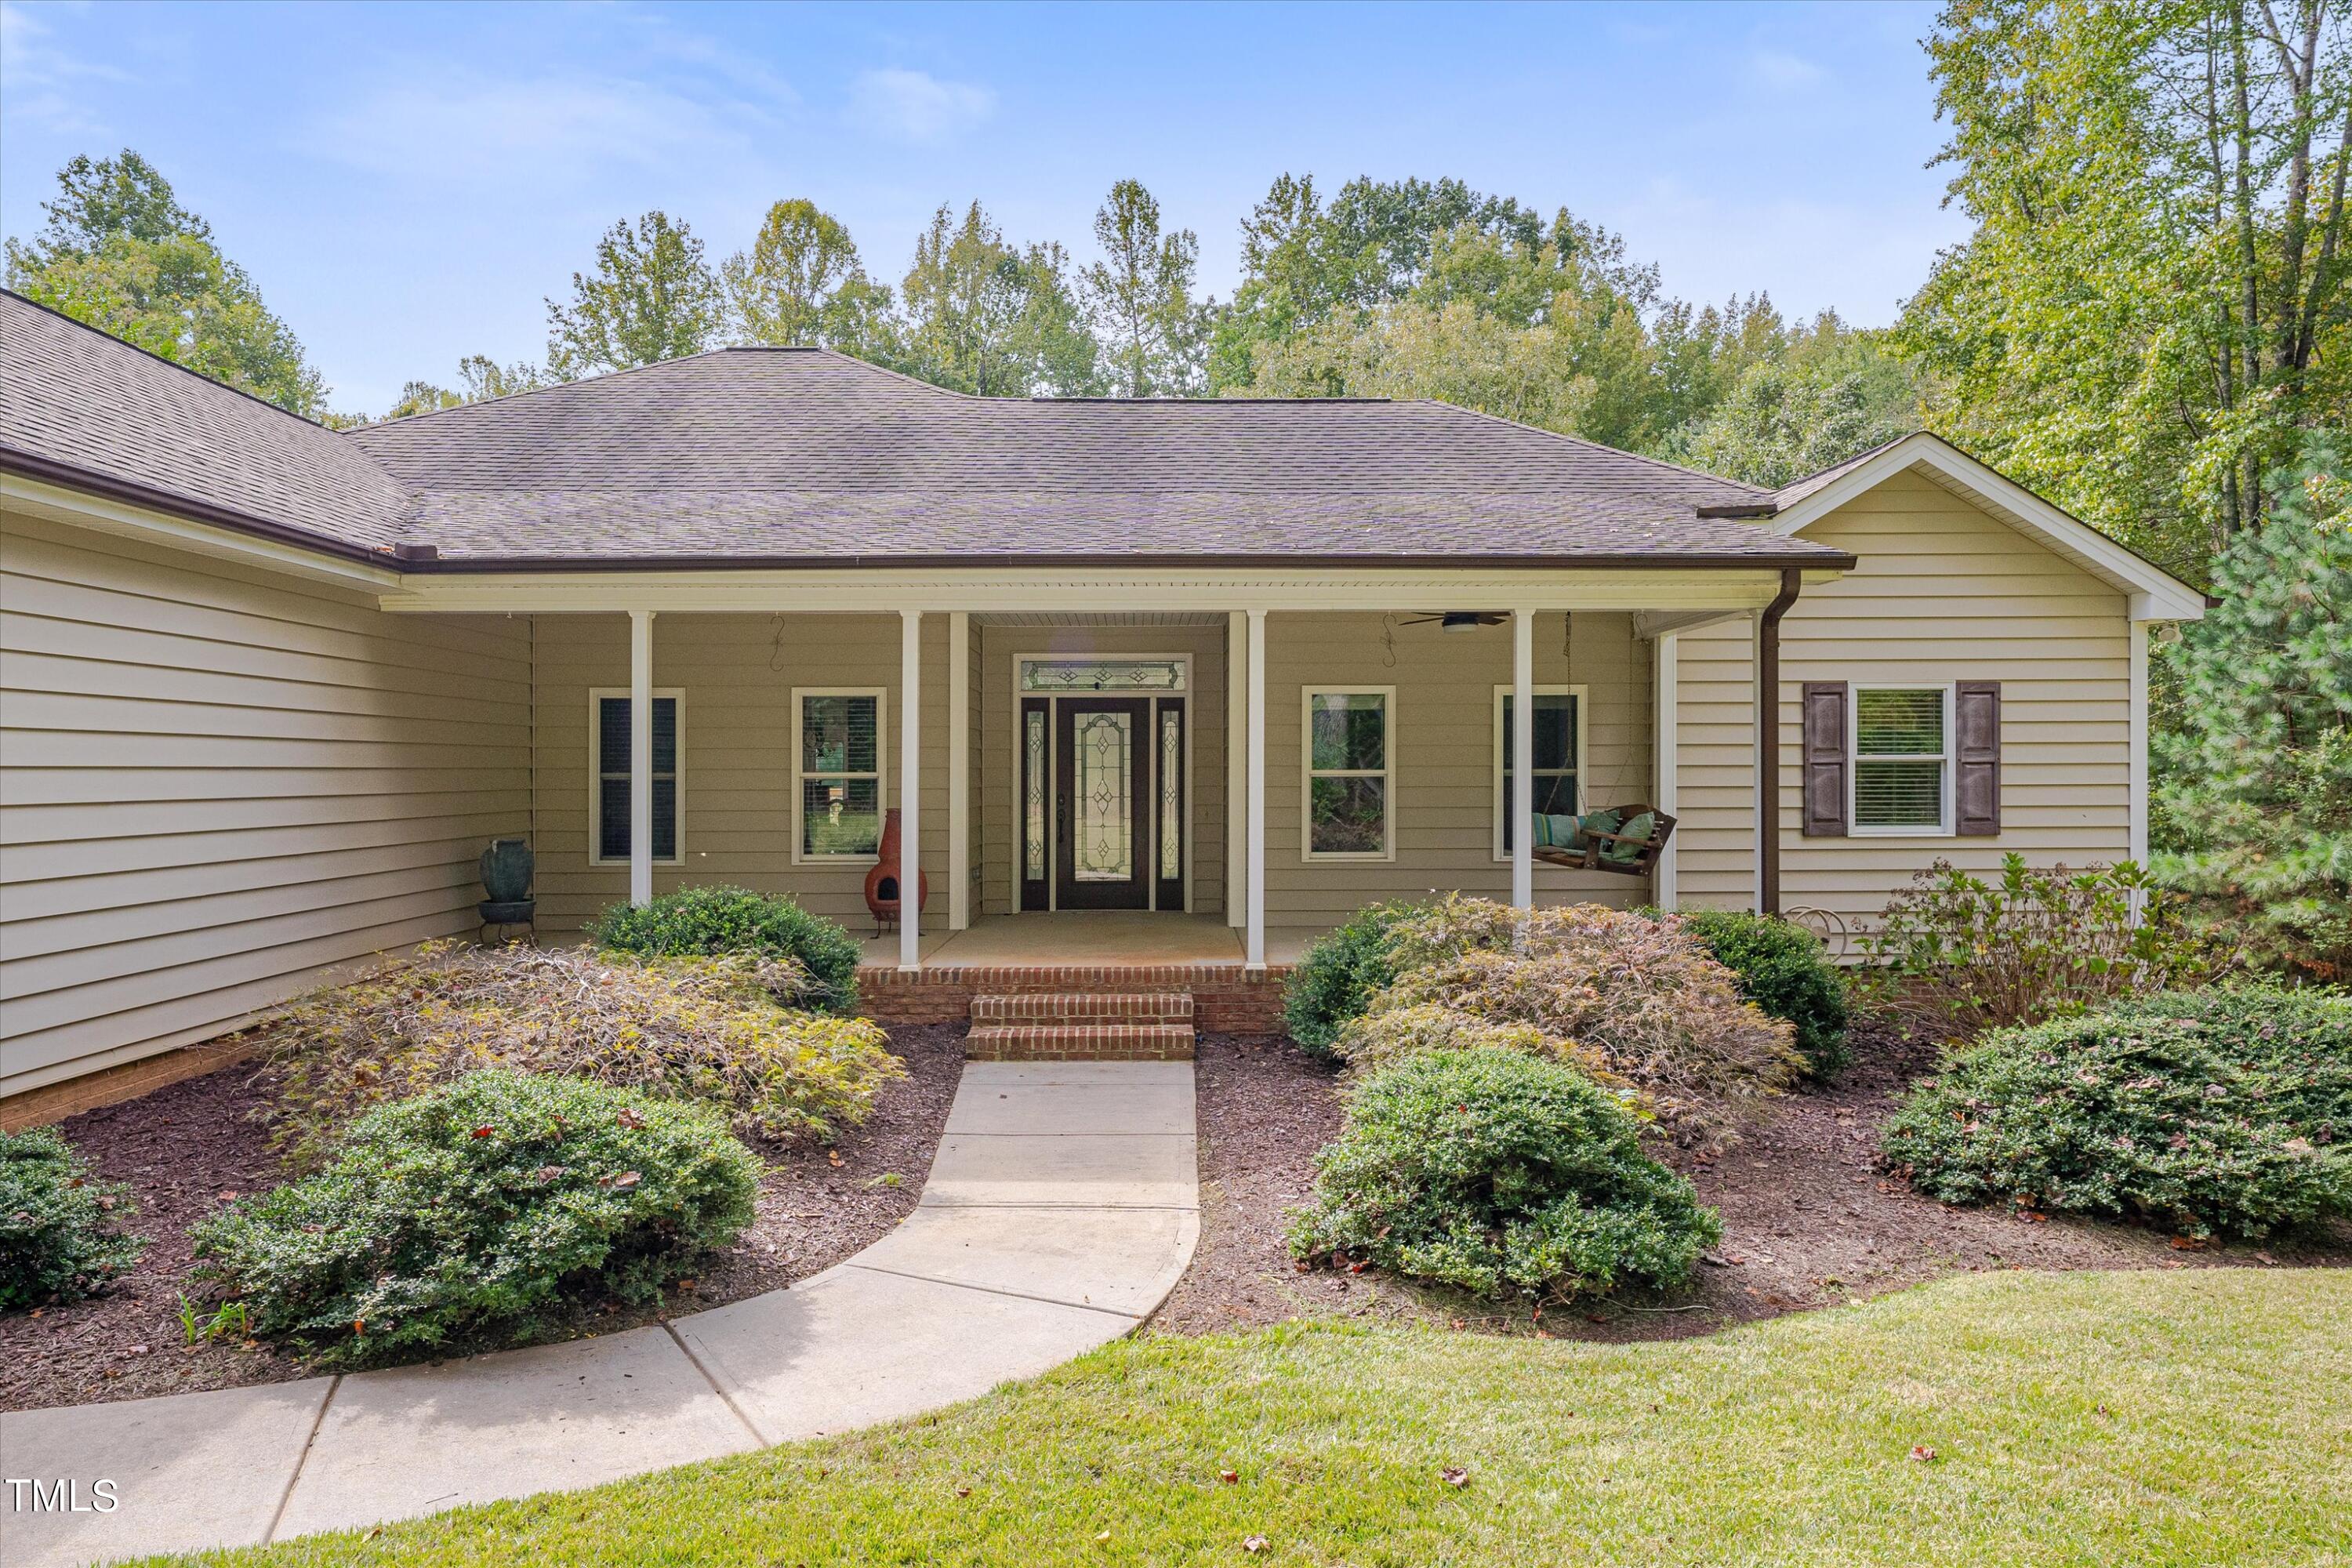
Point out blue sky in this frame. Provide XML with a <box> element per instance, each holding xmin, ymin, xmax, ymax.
<box><xmin>2</xmin><ymin>0</ymin><xmax>1967</xmax><ymax>416</ymax></box>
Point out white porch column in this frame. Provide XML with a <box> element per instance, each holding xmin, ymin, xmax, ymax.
<box><xmin>948</xmin><ymin>610</ymin><xmax>970</xmax><ymax>931</ymax></box>
<box><xmin>1511</xmin><ymin>607</ymin><xmax>1535</xmax><ymax>911</ymax></box>
<box><xmin>628</xmin><ymin>608</ymin><xmax>654</xmax><ymax>908</ymax></box>
<box><xmin>899</xmin><ymin>609</ymin><xmax>923</xmax><ymax>969</ymax></box>
<box><xmin>1653</xmin><ymin>631</ymin><xmax>1680</xmax><ymax>911</ymax></box>
<box><xmin>1226</xmin><ymin>611</ymin><xmax>1247</xmax><ymax>929</ymax></box>
<box><xmin>1246</xmin><ymin>608</ymin><xmax>1268</xmax><ymax>969</ymax></box>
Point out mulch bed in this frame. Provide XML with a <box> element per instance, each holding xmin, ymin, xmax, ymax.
<box><xmin>1152</xmin><ymin>1026</ymin><xmax>2352</xmax><ymax>1342</ymax></box>
<box><xmin>0</xmin><ymin>1022</ymin><xmax>965</xmax><ymax>1415</ymax></box>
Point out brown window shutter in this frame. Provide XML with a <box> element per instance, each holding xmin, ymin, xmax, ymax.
<box><xmin>1955</xmin><ymin>681</ymin><xmax>2002</xmax><ymax>836</ymax></box>
<box><xmin>1801</xmin><ymin>682</ymin><xmax>1848</xmax><ymax>837</ymax></box>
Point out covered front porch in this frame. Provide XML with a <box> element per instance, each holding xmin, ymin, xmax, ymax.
<box><xmin>381</xmin><ymin>561</ymin><xmax>1828</xmax><ymax>971</ymax></box>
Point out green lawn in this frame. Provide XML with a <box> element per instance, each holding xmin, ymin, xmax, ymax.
<box><xmin>174</xmin><ymin>1269</ymin><xmax>2350</xmax><ymax>1567</ymax></box>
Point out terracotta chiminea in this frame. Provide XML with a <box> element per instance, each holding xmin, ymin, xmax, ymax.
<box><xmin>862</xmin><ymin>808</ymin><xmax>928</xmax><ymax>932</ymax></box>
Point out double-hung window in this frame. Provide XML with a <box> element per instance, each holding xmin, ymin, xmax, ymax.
<box><xmin>1851</xmin><ymin>685</ymin><xmax>1951</xmax><ymax>833</ymax></box>
<box><xmin>795</xmin><ymin>689</ymin><xmax>885</xmax><ymax>861</ymax></box>
<box><xmin>590</xmin><ymin>690</ymin><xmax>683</xmax><ymax>864</ymax></box>
<box><xmin>1302</xmin><ymin>688</ymin><xmax>1393</xmax><ymax>860</ymax></box>
<box><xmin>1494</xmin><ymin>686</ymin><xmax>1582</xmax><ymax>858</ymax></box>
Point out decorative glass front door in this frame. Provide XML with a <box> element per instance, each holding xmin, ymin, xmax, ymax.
<box><xmin>1054</xmin><ymin>698</ymin><xmax>1152</xmax><ymax>909</ymax></box>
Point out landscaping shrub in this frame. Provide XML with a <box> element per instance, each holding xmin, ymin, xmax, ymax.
<box><xmin>1288</xmin><ymin>1047</ymin><xmax>1720</xmax><ymax>1301</ymax></box>
<box><xmin>193</xmin><ymin>1070</ymin><xmax>760</xmax><ymax>1367</ymax></box>
<box><xmin>1333</xmin><ymin>1001</ymin><xmax>1616</xmax><ymax>1084</ymax></box>
<box><xmin>1670</xmin><ymin>909</ymin><xmax>1850</xmax><ymax>1079</ymax></box>
<box><xmin>590</xmin><ymin>886</ymin><xmax>862</xmax><ymax>1013</ymax></box>
<box><xmin>1858</xmin><ymin>855</ymin><xmax>2226</xmax><ymax>1033</ymax></box>
<box><xmin>0</xmin><ymin>1126</ymin><xmax>143</xmax><ymax>1311</ymax></box>
<box><xmin>263</xmin><ymin>942</ymin><xmax>901</xmax><ymax>1163</ymax></box>
<box><xmin>1880</xmin><ymin>1009</ymin><xmax>2352</xmax><ymax>1238</ymax></box>
<box><xmin>2096</xmin><ymin>985</ymin><xmax>2352</xmax><ymax>1146</ymax></box>
<box><xmin>1371</xmin><ymin>896</ymin><xmax>1802</xmax><ymax>1146</ymax></box>
<box><xmin>1283</xmin><ymin>901</ymin><xmax>1425</xmax><ymax>1063</ymax></box>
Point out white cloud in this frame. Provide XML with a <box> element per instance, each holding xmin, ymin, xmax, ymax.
<box><xmin>844</xmin><ymin>67</ymin><xmax>995</xmax><ymax>144</ymax></box>
<box><xmin>1</xmin><ymin>1</ymin><xmax>132</xmax><ymax>134</ymax></box>
<box><xmin>1750</xmin><ymin>49</ymin><xmax>1827</xmax><ymax>90</ymax></box>
<box><xmin>307</xmin><ymin>64</ymin><xmax>782</xmax><ymax>184</ymax></box>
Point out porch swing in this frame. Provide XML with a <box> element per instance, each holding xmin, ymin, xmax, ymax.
<box><xmin>1522</xmin><ymin>611</ymin><xmax>1676</xmax><ymax>877</ymax></box>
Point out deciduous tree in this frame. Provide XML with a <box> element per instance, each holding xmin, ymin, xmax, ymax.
<box><xmin>1079</xmin><ymin>180</ymin><xmax>1203</xmax><ymax>396</ymax></box>
<box><xmin>5</xmin><ymin>151</ymin><xmax>331</xmax><ymax>417</ymax></box>
<box><xmin>722</xmin><ymin>198</ymin><xmax>894</xmax><ymax>354</ymax></box>
<box><xmin>895</xmin><ymin>201</ymin><xmax>1098</xmax><ymax>395</ymax></box>
<box><xmin>545</xmin><ymin>212</ymin><xmax>724</xmax><ymax>378</ymax></box>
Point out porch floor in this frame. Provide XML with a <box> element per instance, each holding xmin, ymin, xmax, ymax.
<box><xmin>857</xmin><ymin>912</ymin><xmax>1247</xmax><ymax>968</ymax></box>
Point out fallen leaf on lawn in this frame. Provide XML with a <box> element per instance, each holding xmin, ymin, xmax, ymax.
<box><xmin>828</xmin><ymin>1150</ymin><xmax>844</xmax><ymax>1167</ymax></box>
<box><xmin>2255</xmin><ymin>1250</ymin><xmax>2278</xmax><ymax>1265</ymax></box>
<box><xmin>1243</xmin><ymin>1534</ymin><xmax>1269</xmax><ymax>1554</ymax></box>
<box><xmin>956</xmin><ymin>1486</ymin><xmax>971</xmax><ymax>1498</ymax></box>
<box><xmin>1908</xmin><ymin>1445</ymin><xmax>1937</xmax><ymax>1464</ymax></box>
<box><xmin>2168</xmin><ymin>1236</ymin><xmax>2206</xmax><ymax>1250</ymax></box>
<box><xmin>1439</xmin><ymin>1466</ymin><xmax>1470</xmax><ymax>1488</ymax></box>
<box><xmin>1218</xmin><ymin>1468</ymin><xmax>1240</xmax><ymax>1484</ymax></box>
<box><xmin>1095</xmin><ymin>1529</ymin><xmax>1112</xmax><ymax>1542</ymax></box>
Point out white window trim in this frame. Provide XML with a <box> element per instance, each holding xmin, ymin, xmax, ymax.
<box><xmin>793</xmin><ymin>687</ymin><xmax>888</xmax><ymax>865</ymax></box>
<box><xmin>1849</xmin><ymin>681</ymin><xmax>1955</xmax><ymax>838</ymax></box>
<box><xmin>1490</xmin><ymin>683</ymin><xmax>1588</xmax><ymax>862</ymax></box>
<box><xmin>1300</xmin><ymin>684</ymin><xmax>1396</xmax><ymax>862</ymax></box>
<box><xmin>587</xmin><ymin>688</ymin><xmax>686</xmax><ymax>867</ymax></box>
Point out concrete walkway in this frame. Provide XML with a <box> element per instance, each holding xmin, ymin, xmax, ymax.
<box><xmin>1</xmin><ymin>1061</ymin><xmax>1197</xmax><ymax>1568</ymax></box>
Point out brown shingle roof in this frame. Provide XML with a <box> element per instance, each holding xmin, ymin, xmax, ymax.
<box><xmin>0</xmin><ymin>291</ymin><xmax>411</xmax><ymax>555</ymax></box>
<box><xmin>2</xmin><ymin>292</ymin><xmax>1849</xmax><ymax>569</ymax></box>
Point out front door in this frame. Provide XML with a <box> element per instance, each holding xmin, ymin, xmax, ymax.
<box><xmin>1054</xmin><ymin>698</ymin><xmax>1152</xmax><ymax>909</ymax></box>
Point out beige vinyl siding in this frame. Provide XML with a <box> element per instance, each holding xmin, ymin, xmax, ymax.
<box><xmin>1674</xmin><ymin>469</ymin><xmax>2132</xmax><ymax>924</ymax></box>
<box><xmin>1264</xmin><ymin>611</ymin><xmax>1651</xmax><ymax>939</ymax></box>
<box><xmin>529</xmin><ymin>612</ymin><xmax>953</xmax><ymax>934</ymax></box>
<box><xmin>0</xmin><ymin>510</ymin><xmax>530</xmax><ymax>1098</ymax></box>
<box><xmin>978</xmin><ymin>623</ymin><xmax>1228</xmax><ymax>917</ymax></box>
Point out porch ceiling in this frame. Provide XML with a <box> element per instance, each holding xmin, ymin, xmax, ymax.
<box><xmin>969</xmin><ymin>612</ymin><xmax>1230</xmax><ymax>626</ymax></box>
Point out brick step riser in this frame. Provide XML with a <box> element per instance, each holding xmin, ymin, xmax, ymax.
<box><xmin>965</xmin><ymin>1024</ymin><xmax>1195</xmax><ymax>1062</ymax></box>
<box><xmin>971</xmin><ymin>993</ymin><xmax>1192</xmax><ymax>1026</ymax></box>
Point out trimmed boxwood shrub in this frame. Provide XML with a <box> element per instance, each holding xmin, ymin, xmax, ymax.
<box><xmin>1880</xmin><ymin>1005</ymin><xmax>2352</xmax><ymax>1238</ymax></box>
<box><xmin>591</xmin><ymin>886</ymin><xmax>862</xmax><ymax>1013</ymax></box>
<box><xmin>194</xmin><ymin>1070</ymin><xmax>760</xmax><ymax>1367</ymax></box>
<box><xmin>1288</xmin><ymin>1047</ymin><xmax>1721</xmax><ymax>1301</ymax></box>
<box><xmin>1671</xmin><ymin>909</ymin><xmax>1850</xmax><ymax>1079</ymax></box>
<box><xmin>0</xmin><ymin>1126</ymin><xmax>143</xmax><ymax>1311</ymax></box>
<box><xmin>1283</xmin><ymin>901</ymin><xmax>1424</xmax><ymax>1063</ymax></box>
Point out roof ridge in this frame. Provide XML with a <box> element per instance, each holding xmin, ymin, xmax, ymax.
<box><xmin>1414</xmin><ymin>397</ymin><xmax>1772</xmax><ymax>496</ymax></box>
<box><xmin>1</xmin><ymin>287</ymin><xmax>350</xmax><ymax>434</ymax></box>
<box><xmin>1770</xmin><ymin>430</ymin><xmax>1915</xmax><ymax>497</ymax></box>
<box><xmin>352</xmin><ymin>344</ymin><xmax>778</xmax><ymax>431</ymax></box>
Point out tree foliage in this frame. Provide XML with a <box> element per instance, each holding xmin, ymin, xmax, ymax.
<box><xmin>1894</xmin><ymin>0</ymin><xmax>2351</xmax><ymax>577</ymax></box>
<box><xmin>722</xmin><ymin>198</ymin><xmax>895</xmax><ymax>354</ymax></box>
<box><xmin>2154</xmin><ymin>436</ymin><xmax>2352</xmax><ymax>979</ymax></box>
<box><xmin>1080</xmin><ymin>180</ymin><xmax>1205</xmax><ymax>396</ymax></box>
<box><xmin>895</xmin><ymin>201</ymin><xmax>1099</xmax><ymax>395</ymax></box>
<box><xmin>545</xmin><ymin>210</ymin><xmax>724</xmax><ymax>379</ymax></box>
<box><xmin>5</xmin><ymin>150</ymin><xmax>331</xmax><ymax>417</ymax></box>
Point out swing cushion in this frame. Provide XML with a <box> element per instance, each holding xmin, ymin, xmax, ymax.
<box><xmin>1602</xmin><ymin>811</ymin><xmax>1657</xmax><ymax>864</ymax></box>
<box><xmin>1577</xmin><ymin>808</ymin><xmax>1624</xmax><ymax>848</ymax></box>
<box><xmin>1529</xmin><ymin>812</ymin><xmax>1581</xmax><ymax>848</ymax></box>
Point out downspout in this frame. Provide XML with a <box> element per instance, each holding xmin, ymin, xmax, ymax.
<box><xmin>1758</xmin><ymin>567</ymin><xmax>1803</xmax><ymax>916</ymax></box>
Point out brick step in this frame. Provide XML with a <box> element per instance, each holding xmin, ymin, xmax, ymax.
<box><xmin>970</xmin><ymin>991</ymin><xmax>1193</xmax><ymax>1026</ymax></box>
<box><xmin>965</xmin><ymin>1023</ymin><xmax>1196</xmax><ymax>1062</ymax></box>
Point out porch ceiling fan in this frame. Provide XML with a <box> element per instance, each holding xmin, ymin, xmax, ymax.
<box><xmin>1398</xmin><ymin>610</ymin><xmax>1509</xmax><ymax>633</ymax></box>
